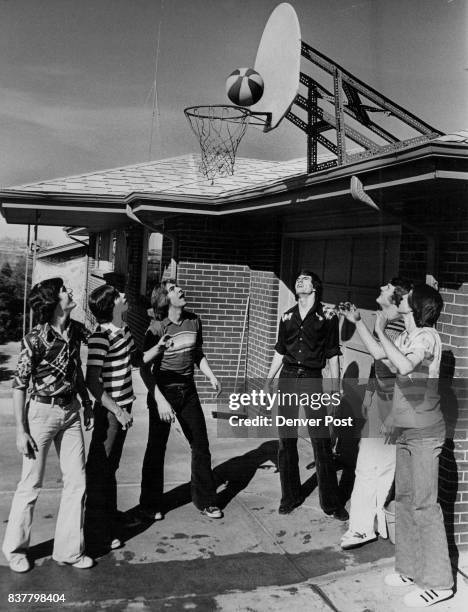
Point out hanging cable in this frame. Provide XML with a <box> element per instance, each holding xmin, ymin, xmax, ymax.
<box><xmin>148</xmin><ymin>0</ymin><xmax>164</xmax><ymax>160</ymax></box>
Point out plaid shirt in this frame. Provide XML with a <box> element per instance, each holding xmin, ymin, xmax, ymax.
<box><xmin>12</xmin><ymin>320</ymin><xmax>88</xmax><ymax>396</ymax></box>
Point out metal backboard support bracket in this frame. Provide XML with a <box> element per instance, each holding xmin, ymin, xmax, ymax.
<box><xmin>286</xmin><ymin>41</ymin><xmax>442</xmax><ymax>174</ymax></box>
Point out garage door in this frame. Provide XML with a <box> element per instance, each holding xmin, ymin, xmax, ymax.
<box><xmin>286</xmin><ymin>227</ymin><xmax>401</xmax><ymax>378</ymax></box>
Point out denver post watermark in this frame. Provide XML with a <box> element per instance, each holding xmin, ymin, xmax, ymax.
<box><xmin>213</xmin><ymin>377</ymin><xmax>361</xmax><ymax>438</ymax></box>
<box><xmin>212</xmin><ymin>377</ymin><xmax>465</xmax><ymax>439</ymax></box>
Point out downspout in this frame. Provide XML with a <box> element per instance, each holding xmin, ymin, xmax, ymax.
<box><xmin>125</xmin><ymin>205</ymin><xmax>178</xmax><ymax>279</ymax></box>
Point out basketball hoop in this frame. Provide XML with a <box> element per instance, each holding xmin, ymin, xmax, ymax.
<box><xmin>184</xmin><ymin>105</ymin><xmax>251</xmax><ymax>183</ymax></box>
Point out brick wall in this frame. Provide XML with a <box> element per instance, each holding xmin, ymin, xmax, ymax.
<box><xmin>85</xmin><ymin>217</ymin><xmax>283</xmax><ymax>399</ymax></box>
<box><xmin>399</xmin><ymin>224</ymin><xmax>428</xmax><ymax>281</ymax></box>
<box><xmin>246</xmin><ymin>222</ymin><xmax>282</xmax><ymax>380</ymax></box>
<box><xmin>398</xmin><ymin>198</ymin><xmax>468</xmax><ymax>548</ymax></box>
<box><xmin>124</xmin><ymin>225</ymin><xmax>149</xmax><ymax>346</ymax></box>
<box><xmin>162</xmin><ymin>215</ymin><xmax>281</xmax><ymax>403</ymax></box>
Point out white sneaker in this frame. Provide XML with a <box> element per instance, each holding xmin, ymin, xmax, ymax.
<box><xmin>340</xmin><ymin>530</ymin><xmax>377</xmax><ymax>550</ymax></box>
<box><xmin>110</xmin><ymin>538</ymin><xmax>122</xmax><ymax>550</ymax></box>
<box><xmin>56</xmin><ymin>555</ymin><xmax>94</xmax><ymax>569</ymax></box>
<box><xmin>385</xmin><ymin>572</ymin><xmax>415</xmax><ymax>587</ymax></box>
<box><xmin>201</xmin><ymin>506</ymin><xmax>223</xmax><ymax>519</ymax></box>
<box><xmin>403</xmin><ymin>588</ymin><xmax>452</xmax><ymax>608</ymax></box>
<box><xmin>9</xmin><ymin>556</ymin><xmax>31</xmax><ymax>573</ymax></box>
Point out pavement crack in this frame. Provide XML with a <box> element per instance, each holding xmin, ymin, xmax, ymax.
<box><xmin>231</xmin><ymin>496</ymin><xmax>343</xmax><ymax>612</ymax></box>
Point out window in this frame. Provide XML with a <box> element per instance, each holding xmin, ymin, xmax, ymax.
<box><xmin>140</xmin><ymin>231</ymin><xmax>163</xmax><ymax>298</ymax></box>
<box><xmin>93</xmin><ymin>231</ymin><xmax>114</xmax><ymax>271</ymax></box>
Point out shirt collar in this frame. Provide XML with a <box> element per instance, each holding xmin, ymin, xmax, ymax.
<box><xmin>294</xmin><ymin>300</ymin><xmax>322</xmax><ymax>321</ymax></box>
<box><xmin>163</xmin><ymin>311</ymin><xmax>186</xmax><ymax>327</ymax></box>
<box><xmin>41</xmin><ymin>320</ymin><xmax>72</xmax><ymax>342</ymax></box>
<box><xmin>100</xmin><ymin>321</ymin><xmax>125</xmax><ymax>337</ymax></box>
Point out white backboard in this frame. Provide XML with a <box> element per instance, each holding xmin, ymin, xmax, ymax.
<box><xmin>249</xmin><ymin>3</ymin><xmax>301</xmax><ymax>132</ymax></box>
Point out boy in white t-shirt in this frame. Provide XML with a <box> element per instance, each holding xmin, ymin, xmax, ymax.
<box><xmin>375</xmin><ymin>284</ymin><xmax>453</xmax><ymax>609</ymax></box>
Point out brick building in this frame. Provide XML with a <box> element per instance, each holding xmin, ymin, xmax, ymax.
<box><xmin>1</xmin><ymin>132</ymin><xmax>467</xmax><ymax>546</ymax></box>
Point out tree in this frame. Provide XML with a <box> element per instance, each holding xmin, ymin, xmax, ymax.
<box><xmin>0</xmin><ymin>256</ymin><xmax>30</xmax><ymax>343</ymax></box>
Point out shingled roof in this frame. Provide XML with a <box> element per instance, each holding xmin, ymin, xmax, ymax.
<box><xmin>1</xmin><ymin>131</ymin><xmax>466</xmax><ymax>228</ymax></box>
<box><xmin>5</xmin><ymin>154</ymin><xmax>309</xmax><ymax>199</ymax></box>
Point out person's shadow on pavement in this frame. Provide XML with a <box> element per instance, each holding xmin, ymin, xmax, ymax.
<box><xmin>213</xmin><ymin>440</ymin><xmax>279</xmax><ymax>509</ymax></box>
<box><xmin>114</xmin><ymin>440</ymin><xmax>280</xmax><ymax>546</ymax></box>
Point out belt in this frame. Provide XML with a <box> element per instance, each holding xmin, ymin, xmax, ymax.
<box><xmin>282</xmin><ymin>364</ymin><xmax>322</xmax><ymax>374</ymax></box>
<box><xmin>31</xmin><ymin>394</ymin><xmax>76</xmax><ymax>408</ymax></box>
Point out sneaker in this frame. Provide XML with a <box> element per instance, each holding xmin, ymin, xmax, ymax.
<box><xmin>110</xmin><ymin>538</ymin><xmax>122</xmax><ymax>550</ymax></box>
<box><xmin>121</xmin><ymin>508</ymin><xmax>164</xmax><ymax>527</ymax></box>
<box><xmin>56</xmin><ymin>555</ymin><xmax>94</xmax><ymax>569</ymax></box>
<box><xmin>324</xmin><ymin>507</ymin><xmax>349</xmax><ymax>521</ymax></box>
<box><xmin>341</xmin><ymin>530</ymin><xmax>377</xmax><ymax>550</ymax></box>
<box><xmin>332</xmin><ymin>507</ymin><xmax>349</xmax><ymax>521</ymax></box>
<box><xmin>278</xmin><ymin>496</ymin><xmax>305</xmax><ymax>515</ymax></box>
<box><xmin>201</xmin><ymin>506</ymin><xmax>223</xmax><ymax>519</ymax></box>
<box><xmin>385</xmin><ymin>572</ymin><xmax>415</xmax><ymax>587</ymax></box>
<box><xmin>138</xmin><ymin>509</ymin><xmax>163</xmax><ymax>522</ymax></box>
<box><xmin>9</xmin><ymin>556</ymin><xmax>31</xmax><ymax>573</ymax></box>
<box><xmin>403</xmin><ymin>588</ymin><xmax>452</xmax><ymax>608</ymax></box>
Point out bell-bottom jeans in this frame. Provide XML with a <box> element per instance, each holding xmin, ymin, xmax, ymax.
<box><xmin>395</xmin><ymin>427</ymin><xmax>453</xmax><ymax>590</ymax></box>
<box><xmin>3</xmin><ymin>398</ymin><xmax>85</xmax><ymax>564</ymax></box>
<box><xmin>277</xmin><ymin>365</ymin><xmax>342</xmax><ymax>512</ymax></box>
<box><xmin>140</xmin><ymin>381</ymin><xmax>217</xmax><ymax>513</ymax></box>
<box><xmin>85</xmin><ymin>402</ymin><xmax>131</xmax><ymax>545</ymax></box>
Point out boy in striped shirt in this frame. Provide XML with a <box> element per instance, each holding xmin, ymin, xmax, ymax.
<box><xmin>85</xmin><ymin>285</ymin><xmax>134</xmax><ymax>554</ymax></box>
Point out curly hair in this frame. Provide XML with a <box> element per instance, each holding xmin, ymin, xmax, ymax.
<box><xmin>151</xmin><ymin>278</ymin><xmax>176</xmax><ymax>321</ymax></box>
<box><xmin>28</xmin><ymin>277</ymin><xmax>64</xmax><ymax>324</ymax></box>
<box><xmin>408</xmin><ymin>284</ymin><xmax>443</xmax><ymax>328</ymax></box>
<box><xmin>88</xmin><ymin>284</ymin><xmax>120</xmax><ymax>324</ymax></box>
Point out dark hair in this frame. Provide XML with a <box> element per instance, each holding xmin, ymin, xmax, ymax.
<box><xmin>29</xmin><ymin>277</ymin><xmax>64</xmax><ymax>324</ymax></box>
<box><xmin>295</xmin><ymin>269</ymin><xmax>323</xmax><ymax>302</ymax></box>
<box><xmin>408</xmin><ymin>284</ymin><xmax>443</xmax><ymax>328</ymax></box>
<box><xmin>389</xmin><ymin>277</ymin><xmax>413</xmax><ymax>306</ymax></box>
<box><xmin>151</xmin><ymin>278</ymin><xmax>176</xmax><ymax>321</ymax></box>
<box><xmin>88</xmin><ymin>284</ymin><xmax>119</xmax><ymax>324</ymax></box>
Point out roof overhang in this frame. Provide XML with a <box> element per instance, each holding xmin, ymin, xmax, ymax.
<box><xmin>36</xmin><ymin>240</ymin><xmax>88</xmax><ymax>259</ymax></box>
<box><xmin>0</xmin><ymin>194</ymin><xmax>129</xmax><ymax>229</ymax></box>
<box><xmin>131</xmin><ymin>143</ymin><xmax>468</xmax><ymax>220</ymax></box>
<box><xmin>1</xmin><ymin>142</ymin><xmax>466</xmax><ymax>229</ymax></box>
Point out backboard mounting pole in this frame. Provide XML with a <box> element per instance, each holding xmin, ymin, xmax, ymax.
<box><xmin>333</xmin><ymin>68</ymin><xmax>346</xmax><ymax>166</ymax></box>
<box><xmin>307</xmin><ymin>85</ymin><xmax>318</xmax><ymax>174</ymax></box>
<box><xmin>287</xmin><ymin>39</ymin><xmax>442</xmax><ymax>175</ymax></box>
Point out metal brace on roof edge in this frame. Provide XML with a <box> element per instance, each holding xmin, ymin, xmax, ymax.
<box><xmin>287</xmin><ymin>41</ymin><xmax>442</xmax><ymax>174</ymax></box>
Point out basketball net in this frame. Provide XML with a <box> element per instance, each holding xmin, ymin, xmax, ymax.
<box><xmin>184</xmin><ymin>105</ymin><xmax>251</xmax><ymax>183</ymax></box>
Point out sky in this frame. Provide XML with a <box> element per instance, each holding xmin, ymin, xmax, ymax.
<box><xmin>0</xmin><ymin>0</ymin><xmax>466</xmax><ymax>245</ymax></box>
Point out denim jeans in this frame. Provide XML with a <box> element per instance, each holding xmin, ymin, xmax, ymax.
<box><xmin>277</xmin><ymin>366</ymin><xmax>341</xmax><ymax>512</ymax></box>
<box><xmin>140</xmin><ymin>382</ymin><xmax>217</xmax><ymax>512</ymax></box>
<box><xmin>3</xmin><ymin>398</ymin><xmax>85</xmax><ymax>564</ymax></box>
<box><xmin>85</xmin><ymin>402</ymin><xmax>130</xmax><ymax>544</ymax></box>
<box><xmin>395</xmin><ymin>428</ymin><xmax>453</xmax><ymax>590</ymax></box>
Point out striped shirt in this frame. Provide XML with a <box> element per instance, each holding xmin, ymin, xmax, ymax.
<box><xmin>370</xmin><ymin>317</ymin><xmax>406</xmax><ymax>395</ymax></box>
<box><xmin>87</xmin><ymin>323</ymin><xmax>135</xmax><ymax>407</ymax></box>
<box><xmin>144</xmin><ymin>311</ymin><xmax>204</xmax><ymax>381</ymax></box>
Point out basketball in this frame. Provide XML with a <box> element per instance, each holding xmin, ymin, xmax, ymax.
<box><xmin>226</xmin><ymin>68</ymin><xmax>264</xmax><ymax>106</ymax></box>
